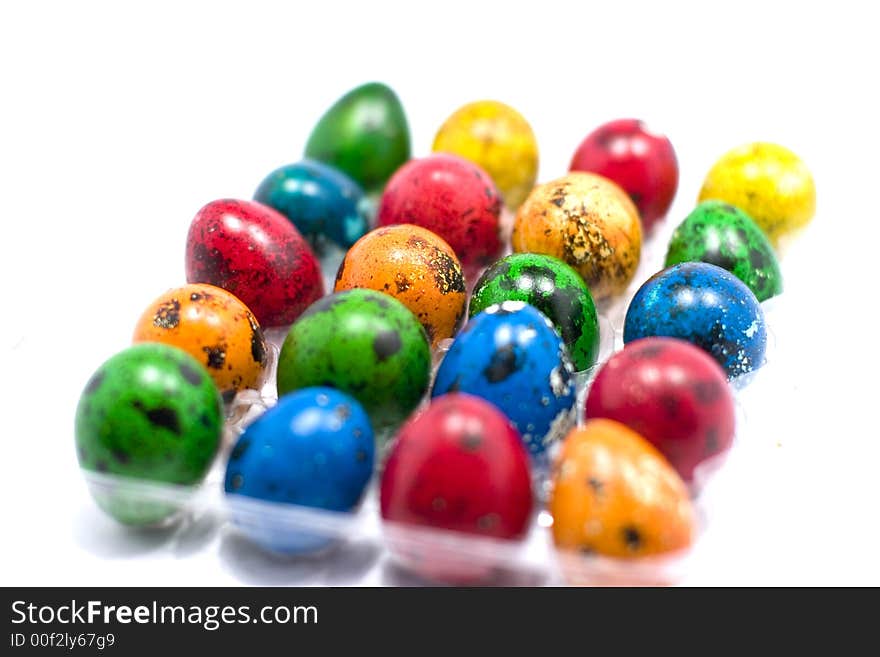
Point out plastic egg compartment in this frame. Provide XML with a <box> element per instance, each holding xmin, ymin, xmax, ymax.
<box><xmin>78</xmin><ymin>290</ymin><xmax>776</xmax><ymax>586</ymax></box>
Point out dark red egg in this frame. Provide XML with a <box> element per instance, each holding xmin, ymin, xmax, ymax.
<box><xmin>185</xmin><ymin>199</ymin><xmax>324</xmax><ymax>327</ymax></box>
<box><xmin>380</xmin><ymin>393</ymin><xmax>533</xmax><ymax>582</ymax></box>
<box><xmin>585</xmin><ymin>337</ymin><xmax>735</xmax><ymax>485</ymax></box>
<box><xmin>376</xmin><ymin>154</ymin><xmax>502</xmax><ymax>280</ymax></box>
<box><xmin>569</xmin><ymin>119</ymin><xmax>678</xmax><ymax>231</ymax></box>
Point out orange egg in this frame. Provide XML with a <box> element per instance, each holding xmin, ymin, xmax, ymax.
<box><xmin>550</xmin><ymin>419</ymin><xmax>695</xmax><ymax>559</ymax></box>
<box><xmin>133</xmin><ymin>283</ymin><xmax>268</xmax><ymax>398</ymax></box>
<box><xmin>512</xmin><ymin>172</ymin><xmax>642</xmax><ymax>301</ymax></box>
<box><xmin>334</xmin><ymin>224</ymin><xmax>467</xmax><ymax>346</ymax></box>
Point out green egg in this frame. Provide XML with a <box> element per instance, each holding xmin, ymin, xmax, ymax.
<box><xmin>469</xmin><ymin>253</ymin><xmax>600</xmax><ymax>371</ymax></box>
<box><xmin>277</xmin><ymin>289</ymin><xmax>430</xmax><ymax>436</ymax></box>
<box><xmin>304</xmin><ymin>82</ymin><xmax>411</xmax><ymax>193</ymax></box>
<box><xmin>74</xmin><ymin>343</ymin><xmax>223</xmax><ymax>525</ymax></box>
<box><xmin>665</xmin><ymin>200</ymin><xmax>783</xmax><ymax>301</ymax></box>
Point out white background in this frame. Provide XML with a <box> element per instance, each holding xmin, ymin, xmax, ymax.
<box><xmin>2</xmin><ymin>0</ymin><xmax>879</xmax><ymax>585</ymax></box>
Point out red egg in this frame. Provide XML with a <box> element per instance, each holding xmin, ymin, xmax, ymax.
<box><xmin>380</xmin><ymin>393</ymin><xmax>533</xmax><ymax>582</ymax></box>
<box><xmin>376</xmin><ymin>154</ymin><xmax>502</xmax><ymax>279</ymax></box>
<box><xmin>585</xmin><ymin>337</ymin><xmax>735</xmax><ymax>485</ymax></box>
<box><xmin>185</xmin><ymin>199</ymin><xmax>324</xmax><ymax>327</ymax></box>
<box><xmin>569</xmin><ymin>119</ymin><xmax>678</xmax><ymax>231</ymax></box>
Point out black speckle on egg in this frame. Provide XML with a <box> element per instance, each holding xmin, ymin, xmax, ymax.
<box><xmin>621</xmin><ymin>525</ymin><xmax>643</xmax><ymax>551</ymax></box>
<box><xmin>373</xmin><ymin>329</ymin><xmax>402</xmax><ymax>362</ymax></box>
<box><xmin>482</xmin><ymin>344</ymin><xmax>522</xmax><ymax>383</ymax></box>
<box><xmin>202</xmin><ymin>345</ymin><xmax>227</xmax><ymax>369</ymax></box>
<box><xmin>153</xmin><ymin>299</ymin><xmax>181</xmax><ymax>329</ymax></box>
<box><xmin>178</xmin><ymin>362</ymin><xmax>204</xmax><ymax>386</ymax></box>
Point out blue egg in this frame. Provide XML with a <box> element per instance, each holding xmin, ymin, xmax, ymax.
<box><xmin>432</xmin><ymin>301</ymin><xmax>575</xmax><ymax>456</ymax></box>
<box><xmin>254</xmin><ymin>159</ymin><xmax>370</xmax><ymax>251</ymax></box>
<box><xmin>623</xmin><ymin>262</ymin><xmax>767</xmax><ymax>379</ymax></box>
<box><xmin>224</xmin><ymin>387</ymin><xmax>374</xmax><ymax>554</ymax></box>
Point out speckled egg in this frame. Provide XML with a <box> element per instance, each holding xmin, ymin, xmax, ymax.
<box><xmin>185</xmin><ymin>199</ymin><xmax>324</xmax><ymax>327</ymax></box>
<box><xmin>698</xmin><ymin>142</ymin><xmax>816</xmax><ymax>245</ymax></box>
<box><xmin>254</xmin><ymin>159</ymin><xmax>370</xmax><ymax>253</ymax></box>
<box><xmin>224</xmin><ymin>388</ymin><xmax>374</xmax><ymax>554</ymax></box>
<box><xmin>570</xmin><ymin>118</ymin><xmax>678</xmax><ymax>231</ymax></box>
<box><xmin>585</xmin><ymin>337</ymin><xmax>736</xmax><ymax>484</ymax></box>
<box><xmin>305</xmin><ymin>82</ymin><xmax>411</xmax><ymax>194</ymax></box>
<box><xmin>376</xmin><ymin>153</ymin><xmax>503</xmax><ymax>279</ymax></box>
<box><xmin>623</xmin><ymin>262</ymin><xmax>767</xmax><ymax>379</ymax></box>
<box><xmin>276</xmin><ymin>289</ymin><xmax>431</xmax><ymax>434</ymax></box>
<box><xmin>432</xmin><ymin>100</ymin><xmax>538</xmax><ymax>209</ymax></box>
<box><xmin>334</xmin><ymin>224</ymin><xmax>466</xmax><ymax>347</ymax></box>
<box><xmin>432</xmin><ymin>301</ymin><xmax>575</xmax><ymax>457</ymax></box>
<box><xmin>550</xmin><ymin>419</ymin><xmax>696</xmax><ymax>559</ymax></box>
<box><xmin>512</xmin><ymin>172</ymin><xmax>642</xmax><ymax>301</ymax></box>
<box><xmin>75</xmin><ymin>343</ymin><xmax>223</xmax><ymax>525</ymax></box>
<box><xmin>132</xmin><ymin>283</ymin><xmax>268</xmax><ymax>400</ymax></box>
<box><xmin>381</xmin><ymin>393</ymin><xmax>533</xmax><ymax>582</ymax></box>
<box><xmin>665</xmin><ymin>200</ymin><xmax>782</xmax><ymax>301</ymax></box>
<box><xmin>470</xmin><ymin>253</ymin><xmax>599</xmax><ymax>371</ymax></box>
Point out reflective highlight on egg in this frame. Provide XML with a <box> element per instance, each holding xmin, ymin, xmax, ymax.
<box><xmin>433</xmin><ymin>100</ymin><xmax>538</xmax><ymax>209</ymax></box>
<box><xmin>512</xmin><ymin>172</ymin><xmax>642</xmax><ymax>301</ymax></box>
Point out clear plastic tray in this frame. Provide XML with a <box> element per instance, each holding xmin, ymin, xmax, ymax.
<box><xmin>75</xmin><ymin>216</ymin><xmax>780</xmax><ymax>586</ymax></box>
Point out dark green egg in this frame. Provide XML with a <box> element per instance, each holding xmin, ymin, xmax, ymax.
<box><xmin>276</xmin><ymin>289</ymin><xmax>430</xmax><ymax>436</ymax></box>
<box><xmin>74</xmin><ymin>343</ymin><xmax>223</xmax><ymax>525</ymax></box>
<box><xmin>665</xmin><ymin>200</ymin><xmax>783</xmax><ymax>301</ymax></box>
<box><xmin>469</xmin><ymin>253</ymin><xmax>600</xmax><ymax>371</ymax></box>
<box><xmin>304</xmin><ymin>82</ymin><xmax>411</xmax><ymax>194</ymax></box>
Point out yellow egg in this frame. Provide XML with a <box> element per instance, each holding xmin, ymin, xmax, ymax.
<box><xmin>433</xmin><ymin>100</ymin><xmax>538</xmax><ymax>209</ymax></box>
<box><xmin>698</xmin><ymin>142</ymin><xmax>816</xmax><ymax>245</ymax></box>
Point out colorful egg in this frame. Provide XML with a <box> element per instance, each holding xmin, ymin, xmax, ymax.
<box><xmin>623</xmin><ymin>262</ymin><xmax>767</xmax><ymax>379</ymax></box>
<box><xmin>432</xmin><ymin>100</ymin><xmax>538</xmax><ymax>209</ymax></box>
<box><xmin>132</xmin><ymin>283</ymin><xmax>268</xmax><ymax>400</ymax></box>
<box><xmin>185</xmin><ymin>199</ymin><xmax>323</xmax><ymax>327</ymax></box>
<box><xmin>469</xmin><ymin>253</ymin><xmax>599</xmax><ymax>371</ymax></box>
<box><xmin>254</xmin><ymin>159</ymin><xmax>370</xmax><ymax>253</ymax></box>
<box><xmin>381</xmin><ymin>393</ymin><xmax>533</xmax><ymax>582</ymax></box>
<box><xmin>550</xmin><ymin>419</ymin><xmax>696</xmax><ymax>559</ymax></box>
<box><xmin>698</xmin><ymin>142</ymin><xmax>816</xmax><ymax>245</ymax></box>
<box><xmin>224</xmin><ymin>388</ymin><xmax>374</xmax><ymax>554</ymax></box>
<box><xmin>334</xmin><ymin>224</ymin><xmax>466</xmax><ymax>347</ymax></box>
<box><xmin>74</xmin><ymin>343</ymin><xmax>223</xmax><ymax>525</ymax></box>
<box><xmin>569</xmin><ymin>119</ymin><xmax>678</xmax><ymax>231</ymax></box>
<box><xmin>304</xmin><ymin>82</ymin><xmax>411</xmax><ymax>193</ymax></box>
<box><xmin>512</xmin><ymin>172</ymin><xmax>642</xmax><ymax>301</ymax></box>
<box><xmin>276</xmin><ymin>289</ymin><xmax>430</xmax><ymax>433</ymax></box>
<box><xmin>665</xmin><ymin>200</ymin><xmax>783</xmax><ymax>301</ymax></box>
<box><xmin>432</xmin><ymin>301</ymin><xmax>575</xmax><ymax>456</ymax></box>
<box><xmin>585</xmin><ymin>337</ymin><xmax>735</xmax><ymax>484</ymax></box>
<box><xmin>376</xmin><ymin>153</ymin><xmax>503</xmax><ymax>278</ymax></box>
